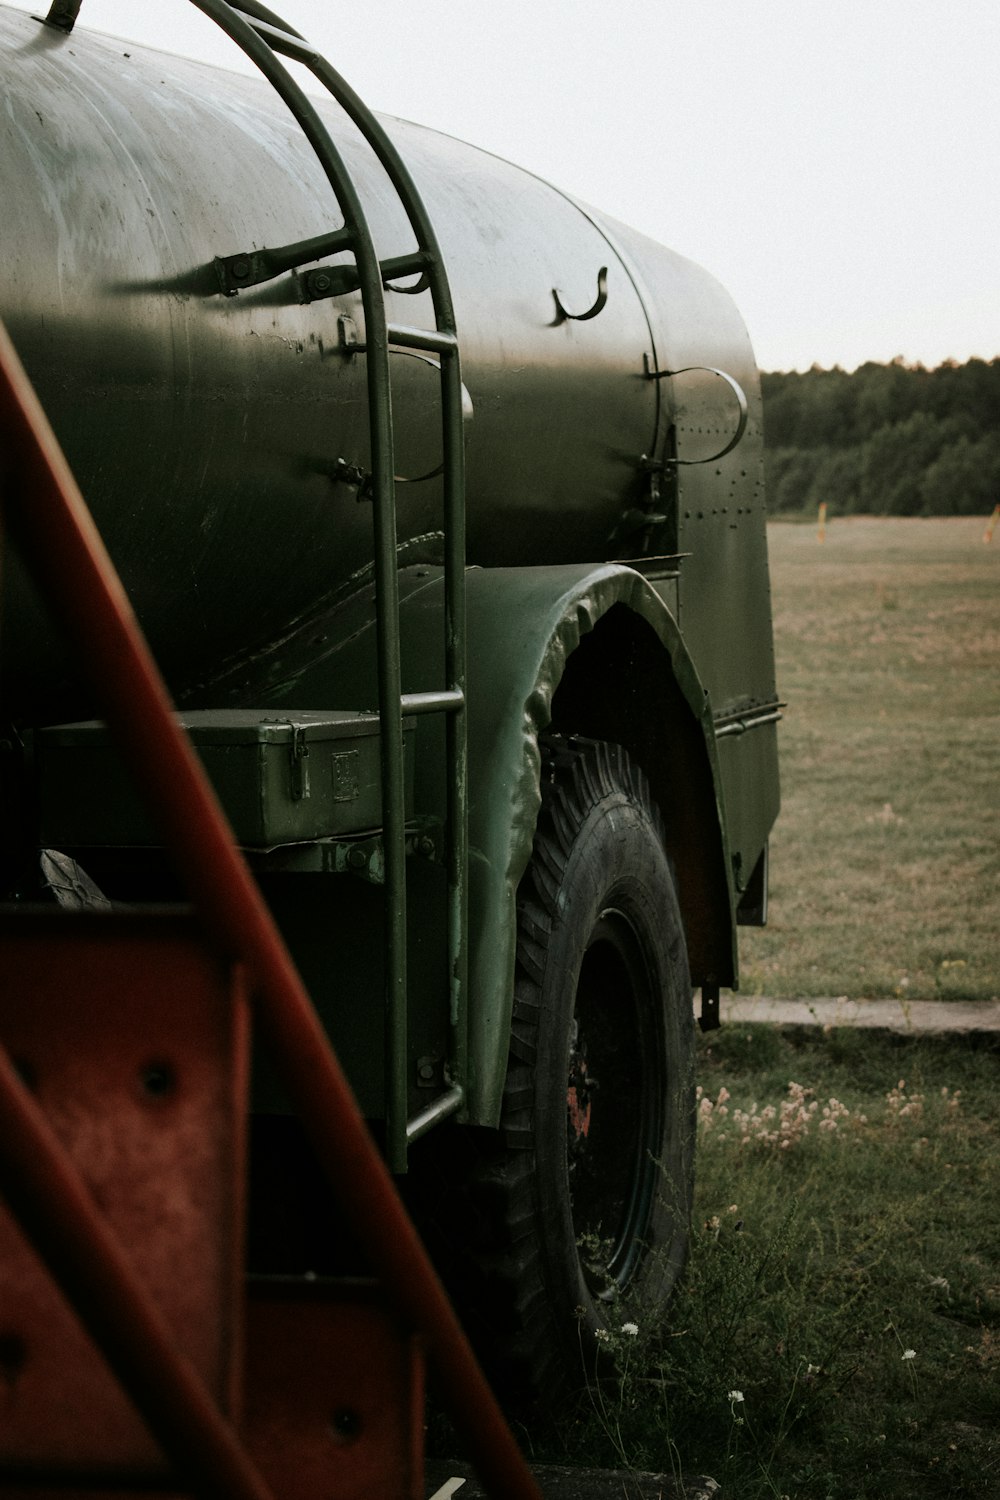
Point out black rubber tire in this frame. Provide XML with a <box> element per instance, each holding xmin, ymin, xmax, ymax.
<box><xmin>409</xmin><ymin>735</ymin><xmax>696</xmax><ymax>1409</ymax></box>
<box><xmin>503</xmin><ymin>735</ymin><xmax>695</xmax><ymax>1393</ymax></box>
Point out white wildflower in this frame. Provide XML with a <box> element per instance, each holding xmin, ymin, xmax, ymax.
<box><xmin>620</xmin><ymin>1322</ymin><xmax>639</xmax><ymax>1337</ymax></box>
<box><xmin>728</xmin><ymin>1389</ymin><xmax>744</xmax><ymax>1403</ymax></box>
<box><xmin>901</xmin><ymin>1348</ymin><xmax>916</xmax><ymax>1361</ymax></box>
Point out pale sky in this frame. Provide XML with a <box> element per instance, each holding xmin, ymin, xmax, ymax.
<box><xmin>7</xmin><ymin>0</ymin><xmax>999</xmax><ymax>373</ymax></box>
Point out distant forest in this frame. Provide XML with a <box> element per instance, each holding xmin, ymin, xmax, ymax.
<box><xmin>760</xmin><ymin>356</ymin><xmax>1000</xmax><ymax>516</ymax></box>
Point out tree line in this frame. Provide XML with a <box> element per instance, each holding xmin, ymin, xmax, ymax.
<box><xmin>760</xmin><ymin>356</ymin><xmax>1000</xmax><ymax>516</ymax></box>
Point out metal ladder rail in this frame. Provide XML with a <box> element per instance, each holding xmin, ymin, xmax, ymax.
<box><xmin>200</xmin><ymin>0</ymin><xmax>468</xmax><ymax>1171</ymax></box>
<box><xmin>229</xmin><ymin>0</ymin><xmax>469</xmax><ymax>1167</ymax></box>
<box><xmin>288</xmin><ymin>22</ymin><xmax>470</xmax><ymax>1161</ymax></box>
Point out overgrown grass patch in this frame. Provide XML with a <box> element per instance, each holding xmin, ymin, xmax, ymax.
<box><xmin>739</xmin><ymin>517</ymin><xmax>1000</xmax><ymax>1002</ymax></box>
<box><xmin>550</xmin><ymin>1028</ymin><xmax>1000</xmax><ymax>1498</ymax></box>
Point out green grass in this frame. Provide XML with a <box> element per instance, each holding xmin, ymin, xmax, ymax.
<box><xmin>552</xmin><ymin>1028</ymin><xmax>1000</xmax><ymax>1499</ymax></box>
<box><xmin>739</xmin><ymin>517</ymin><xmax>1000</xmax><ymax>1002</ymax></box>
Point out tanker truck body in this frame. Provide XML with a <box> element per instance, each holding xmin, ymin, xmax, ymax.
<box><xmin>0</xmin><ymin>0</ymin><xmax>780</xmax><ymax>1414</ymax></box>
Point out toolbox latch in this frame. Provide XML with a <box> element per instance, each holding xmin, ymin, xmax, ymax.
<box><xmin>289</xmin><ymin>724</ymin><xmax>310</xmax><ymax>802</ymax></box>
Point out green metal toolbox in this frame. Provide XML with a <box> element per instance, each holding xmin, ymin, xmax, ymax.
<box><xmin>36</xmin><ymin>711</ymin><xmax>414</xmax><ymax>849</ymax></box>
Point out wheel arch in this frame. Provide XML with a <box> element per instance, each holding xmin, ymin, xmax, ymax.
<box><xmin>456</xmin><ymin>563</ymin><xmax>735</xmax><ymax>1125</ymax></box>
<box><xmin>547</xmin><ymin>601</ymin><xmax>734</xmax><ymax>993</ymax></box>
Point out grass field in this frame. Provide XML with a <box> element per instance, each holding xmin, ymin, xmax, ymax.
<box><xmin>555</xmin><ymin>1027</ymin><xmax>1000</xmax><ymax>1500</ymax></box>
<box><xmin>738</xmin><ymin>517</ymin><xmax>1000</xmax><ymax>1002</ymax></box>
<box><xmin>543</xmin><ymin>518</ymin><xmax>1000</xmax><ymax>1498</ymax></box>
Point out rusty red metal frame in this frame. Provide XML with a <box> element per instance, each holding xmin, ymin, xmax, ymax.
<box><xmin>0</xmin><ymin>318</ymin><xmax>543</xmax><ymax>1499</ymax></box>
<box><xmin>0</xmin><ymin>999</ymin><xmax>272</xmax><ymax>1500</ymax></box>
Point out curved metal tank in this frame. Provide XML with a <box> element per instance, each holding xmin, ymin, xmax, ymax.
<box><xmin>0</xmin><ymin>6</ymin><xmax>761</xmax><ymax>717</ymax></box>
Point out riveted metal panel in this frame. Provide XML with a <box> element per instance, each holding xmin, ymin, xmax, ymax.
<box><xmin>0</xmin><ymin>909</ymin><xmax>248</xmax><ymax>1481</ymax></box>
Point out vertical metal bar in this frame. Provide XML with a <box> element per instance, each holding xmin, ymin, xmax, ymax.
<box><xmin>0</xmin><ymin>1044</ymin><xmax>275</xmax><ymax>1500</ymax></box>
<box><xmin>366</xmin><ymin>332</ymin><xmax>410</xmax><ymax>1176</ymax></box>
<box><xmin>441</xmin><ymin>348</ymin><xmax>469</xmax><ymax>1108</ymax></box>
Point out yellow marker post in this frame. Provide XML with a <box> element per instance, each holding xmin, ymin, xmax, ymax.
<box><xmin>983</xmin><ymin>504</ymin><xmax>999</xmax><ymax>544</ymax></box>
<box><xmin>817</xmin><ymin>501</ymin><xmax>827</xmax><ymax>543</ymax></box>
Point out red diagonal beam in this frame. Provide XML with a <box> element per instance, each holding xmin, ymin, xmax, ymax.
<box><xmin>0</xmin><ymin>319</ymin><xmax>542</xmax><ymax>1500</ymax></box>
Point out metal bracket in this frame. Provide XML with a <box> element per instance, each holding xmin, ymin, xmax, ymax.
<box><xmin>320</xmin><ymin>823</ymin><xmax>440</xmax><ymax>884</ymax></box>
<box><xmin>302</xmin><ymin>251</ymin><xmax>433</xmax><ymax>304</ymax></box>
<box><xmin>213</xmin><ymin>227</ymin><xmax>353</xmax><ymax>296</ymax></box>
<box><xmin>333</xmin><ymin>835</ymin><xmax>386</xmax><ymax>885</ymax></box>
<box><xmin>612</xmin><ymin>506</ymin><xmax>668</xmax><ymax>544</ymax></box>
<box><xmin>714</xmin><ymin>703</ymin><xmax>785</xmax><ymax>740</ymax></box>
<box><xmin>337</xmin><ymin>314</ymin><xmax>360</xmax><ymax>354</ymax></box>
<box><xmin>415</xmin><ymin>1056</ymin><xmax>440</xmax><ymax>1090</ymax></box>
<box><xmin>643</xmin><ymin>357</ymin><xmax>749</xmax><ymax>464</ymax></box>
<box><xmin>638</xmin><ymin>452</ymin><xmax>665</xmax><ymax>510</ymax></box>
<box><xmin>699</xmin><ymin>982</ymin><xmax>721</xmax><ymax>1033</ymax></box>
<box><xmin>35</xmin><ymin>1</ymin><xmax>82</xmax><ymax>33</ymax></box>
<box><xmin>242</xmin><ymin>822</ymin><xmax>441</xmax><ymax>880</ymax></box>
<box><xmin>552</xmin><ymin>266</ymin><xmax>608</xmax><ymax>325</ymax></box>
<box><xmin>326</xmin><ymin>457</ymin><xmax>372</xmax><ymax>496</ymax></box>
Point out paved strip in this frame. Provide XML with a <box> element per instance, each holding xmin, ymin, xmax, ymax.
<box><xmin>717</xmin><ymin>996</ymin><xmax>1000</xmax><ymax>1035</ymax></box>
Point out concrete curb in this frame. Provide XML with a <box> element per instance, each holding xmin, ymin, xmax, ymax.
<box><xmin>715</xmin><ymin>996</ymin><xmax>1000</xmax><ymax>1035</ymax></box>
<box><xmin>425</xmin><ymin>1461</ymin><xmax>719</xmax><ymax>1499</ymax></box>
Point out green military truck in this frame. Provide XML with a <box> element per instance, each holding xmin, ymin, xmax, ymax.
<box><xmin>0</xmin><ymin>0</ymin><xmax>779</xmax><ymax>1400</ymax></box>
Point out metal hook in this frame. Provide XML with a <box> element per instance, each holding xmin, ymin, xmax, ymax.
<box><xmin>643</xmin><ymin>359</ymin><xmax>749</xmax><ymax>464</ymax></box>
<box><xmin>389</xmin><ymin>350</ymin><xmax>474</xmax><ymax>483</ymax></box>
<box><xmin>552</xmin><ymin>266</ymin><xmax>608</xmax><ymax>325</ymax></box>
<box><xmin>384</xmin><ymin>271</ymin><xmax>431</xmax><ymax>296</ymax></box>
